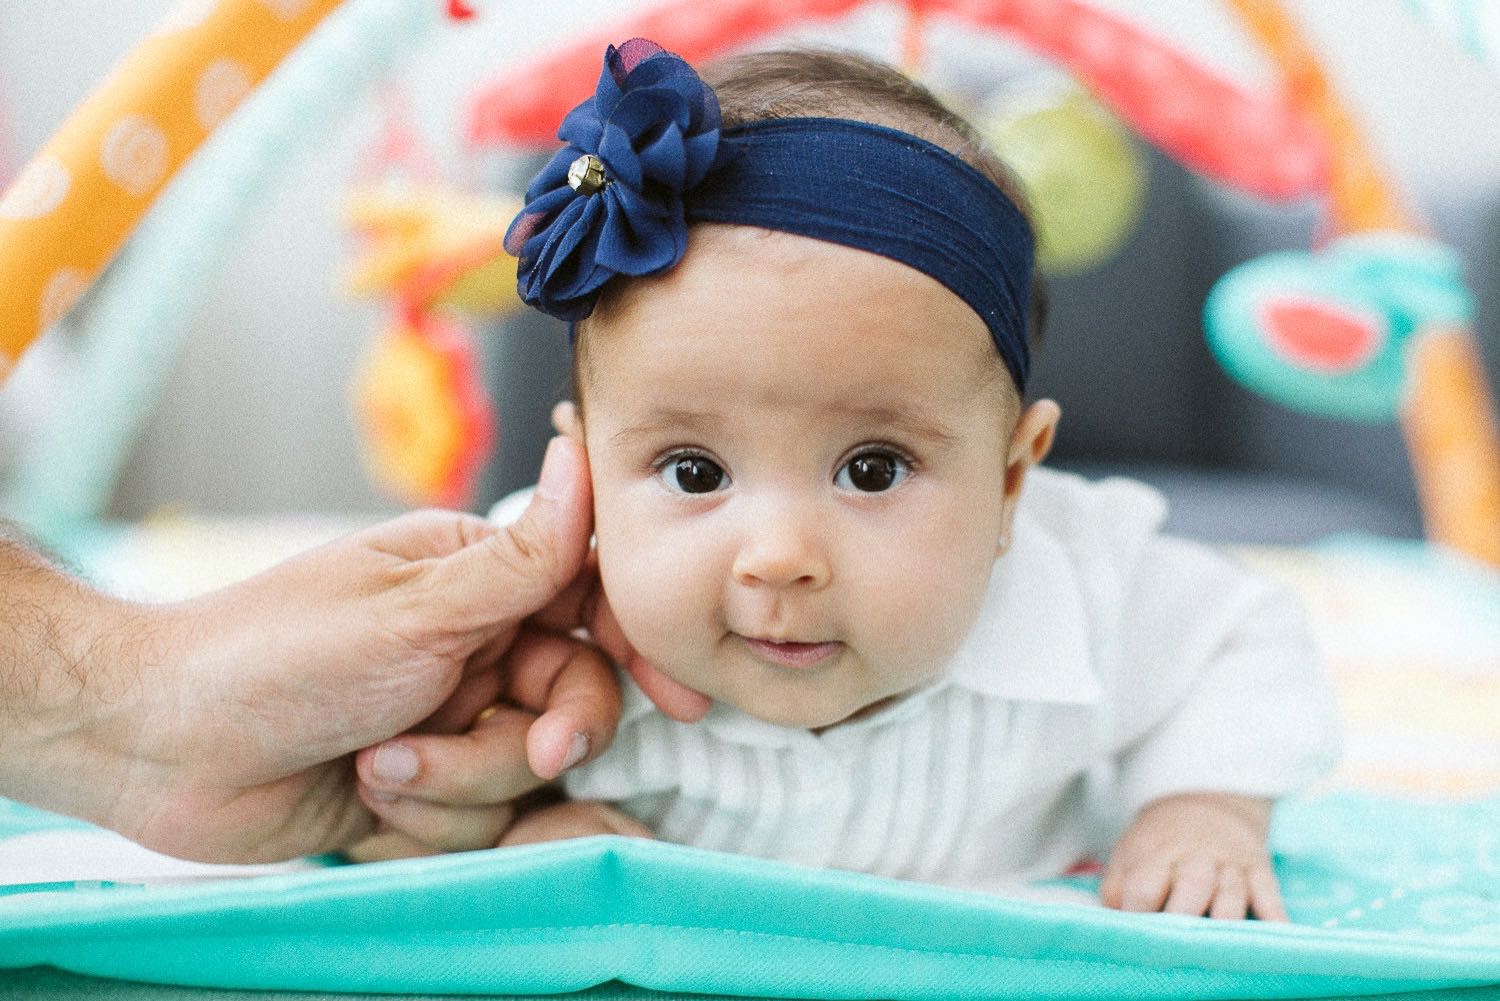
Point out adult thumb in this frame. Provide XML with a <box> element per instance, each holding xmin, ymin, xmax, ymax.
<box><xmin>424</xmin><ymin>436</ymin><xmax>593</xmax><ymax>632</ymax></box>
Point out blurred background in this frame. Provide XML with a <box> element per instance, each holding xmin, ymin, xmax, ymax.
<box><xmin>1</xmin><ymin>0</ymin><xmax>1497</xmax><ymax>545</ymax></box>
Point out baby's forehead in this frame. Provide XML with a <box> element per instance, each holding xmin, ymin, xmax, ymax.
<box><xmin>616</xmin><ymin>224</ymin><xmax>843</xmax><ymax>292</ymax></box>
<box><xmin>583</xmin><ymin>235</ymin><xmax>1008</xmax><ymax>389</ymax></box>
<box><xmin>575</xmin><ymin>224</ymin><xmax>1019</xmax><ymax>422</ymax></box>
<box><xmin>592</xmin><ymin>224</ymin><xmax>993</xmax><ymax>342</ymax></box>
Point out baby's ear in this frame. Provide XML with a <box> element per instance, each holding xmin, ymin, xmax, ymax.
<box><xmin>1008</xmin><ymin>399</ymin><xmax>1060</xmax><ymax>471</ymax></box>
<box><xmin>997</xmin><ymin>399</ymin><xmax>1062</xmax><ymax>553</ymax></box>
<box><xmin>551</xmin><ymin>400</ymin><xmax>585</xmax><ymax>443</ymax></box>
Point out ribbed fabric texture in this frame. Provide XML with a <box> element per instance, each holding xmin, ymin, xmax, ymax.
<box><xmin>572</xmin><ymin>687</ymin><xmax>1081</xmax><ymax>893</ymax></box>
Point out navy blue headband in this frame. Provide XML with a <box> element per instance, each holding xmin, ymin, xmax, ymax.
<box><xmin>687</xmin><ymin>117</ymin><xmax>1033</xmax><ymax>389</ymax></box>
<box><xmin>504</xmin><ymin>38</ymin><xmax>1035</xmax><ymax>390</ymax></box>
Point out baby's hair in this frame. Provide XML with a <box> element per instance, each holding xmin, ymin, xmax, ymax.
<box><xmin>573</xmin><ymin>47</ymin><xmax>1046</xmax><ymax>408</ymax></box>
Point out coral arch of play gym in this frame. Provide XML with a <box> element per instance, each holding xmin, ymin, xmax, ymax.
<box><xmin>0</xmin><ymin>0</ymin><xmax>1495</xmax><ymax>568</ymax></box>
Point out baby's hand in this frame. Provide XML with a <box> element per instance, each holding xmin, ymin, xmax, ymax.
<box><xmin>498</xmin><ymin>799</ymin><xmax>653</xmax><ymax>847</ymax></box>
<box><xmin>1099</xmin><ymin>792</ymin><xmax>1286</xmax><ymax>921</ymax></box>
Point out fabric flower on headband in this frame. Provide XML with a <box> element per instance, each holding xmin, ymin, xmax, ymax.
<box><xmin>504</xmin><ymin>38</ymin><xmax>731</xmax><ymax>321</ymax></box>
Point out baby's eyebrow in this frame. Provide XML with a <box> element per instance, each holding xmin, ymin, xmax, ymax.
<box><xmin>829</xmin><ymin>405</ymin><xmax>960</xmax><ymax>447</ymax></box>
<box><xmin>608</xmin><ymin>408</ymin><xmax>724</xmax><ymax>448</ymax></box>
<box><xmin>607</xmin><ymin>405</ymin><xmax>959</xmax><ymax>449</ymax></box>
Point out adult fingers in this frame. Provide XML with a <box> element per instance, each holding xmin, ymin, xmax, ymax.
<box><xmin>502</xmin><ymin>628</ymin><xmax>620</xmax><ymax>780</ymax></box>
<box><xmin>1208</xmin><ymin>865</ymin><xmax>1249</xmax><ymax>920</ymax></box>
<box><xmin>356</xmin><ymin>705</ymin><xmax>543</xmax><ymax>806</ymax></box>
<box><xmin>1162</xmin><ymin>857</ymin><xmax>1218</xmax><ymax>917</ymax></box>
<box><xmin>351</xmin><ymin>508</ymin><xmax>496</xmax><ymax>563</ymax></box>
<box><xmin>420</xmin><ymin>662</ymin><xmax>507</xmax><ymax>735</ymax></box>
<box><xmin>356</xmin><ymin>631</ymin><xmax>620</xmax><ymax>806</ymax></box>
<box><xmin>550</xmin><ymin>400</ymin><xmax>581</xmax><ymax>438</ymax></box>
<box><xmin>356</xmin><ymin>785</ymin><xmax>516</xmax><ymax>853</ymax></box>
<box><xmin>1249</xmin><ymin>863</ymin><xmax>1290</xmax><ymax>922</ymax></box>
<box><xmin>412</xmin><ymin>436</ymin><xmax>593</xmax><ymax>636</ymax></box>
<box><xmin>534</xmin><ymin>576</ymin><xmax>712</xmax><ymax>724</ymax></box>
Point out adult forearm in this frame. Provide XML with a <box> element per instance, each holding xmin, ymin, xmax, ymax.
<box><xmin>0</xmin><ymin>528</ymin><xmax>153</xmax><ymax>823</ymax></box>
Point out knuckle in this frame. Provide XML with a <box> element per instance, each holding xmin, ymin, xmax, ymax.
<box><xmin>454</xmin><ymin>513</ymin><xmax>497</xmax><ymax>548</ymax></box>
<box><xmin>493</xmin><ymin>518</ymin><xmax>566</xmax><ymax>589</ymax></box>
<box><xmin>388</xmin><ymin>568</ymin><xmax>465</xmax><ymax>655</ymax></box>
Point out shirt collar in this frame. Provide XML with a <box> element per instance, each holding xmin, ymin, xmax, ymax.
<box><xmin>939</xmin><ymin>504</ymin><xmax>1102</xmax><ymax>705</ymax></box>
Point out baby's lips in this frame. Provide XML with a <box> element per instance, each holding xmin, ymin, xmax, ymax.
<box><xmin>741</xmin><ymin>636</ymin><xmax>843</xmax><ymax>670</ymax></box>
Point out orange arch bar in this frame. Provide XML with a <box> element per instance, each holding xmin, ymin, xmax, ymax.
<box><xmin>1225</xmin><ymin>0</ymin><xmax>1415</xmax><ymax>234</ymax></box>
<box><xmin>0</xmin><ymin>0</ymin><xmax>346</xmax><ymax>374</ymax></box>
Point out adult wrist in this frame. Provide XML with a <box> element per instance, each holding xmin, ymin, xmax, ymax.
<box><xmin>0</xmin><ymin>537</ymin><xmax>166</xmax><ymax>827</ymax></box>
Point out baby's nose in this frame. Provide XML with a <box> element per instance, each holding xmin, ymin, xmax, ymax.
<box><xmin>731</xmin><ymin>513</ymin><xmax>831</xmax><ymax>591</ymax></box>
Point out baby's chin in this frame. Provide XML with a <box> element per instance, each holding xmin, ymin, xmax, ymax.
<box><xmin>719</xmin><ymin>691</ymin><xmax>898</xmax><ymax>731</ymax></box>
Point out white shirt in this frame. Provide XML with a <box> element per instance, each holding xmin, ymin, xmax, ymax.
<box><xmin>496</xmin><ymin>468</ymin><xmax>1342</xmax><ymax>894</ymax></box>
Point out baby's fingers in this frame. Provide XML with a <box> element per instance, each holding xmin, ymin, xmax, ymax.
<box><xmin>1249</xmin><ymin>863</ymin><xmax>1289</xmax><ymax>922</ymax></box>
<box><xmin>356</xmin><ymin>787</ymin><xmax>516</xmax><ymax>854</ymax></box>
<box><xmin>343</xmin><ymin>827</ymin><xmax>437</xmax><ymax>864</ymax></box>
<box><xmin>583</xmin><ymin>589</ymin><xmax>710</xmax><ymax>723</ymax></box>
<box><xmin>1109</xmin><ymin>860</ymin><xmax>1172</xmax><ymax>913</ymax></box>
<box><xmin>1207</xmin><ymin>865</ymin><xmax>1248</xmax><ymax>920</ymax></box>
<box><xmin>1162</xmin><ymin>857</ymin><xmax>1218</xmax><ymax>917</ymax></box>
<box><xmin>499</xmin><ymin>800</ymin><xmax>653</xmax><ymax>847</ymax></box>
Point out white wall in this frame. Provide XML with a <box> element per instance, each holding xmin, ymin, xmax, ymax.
<box><xmin>1</xmin><ymin>0</ymin><xmax>1497</xmax><ymax>516</ymax></box>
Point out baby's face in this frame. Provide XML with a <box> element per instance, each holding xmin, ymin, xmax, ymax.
<box><xmin>578</xmin><ymin>226</ymin><xmax>1016</xmax><ymax>729</ymax></box>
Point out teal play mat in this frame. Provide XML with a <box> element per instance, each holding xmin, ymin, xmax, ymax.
<box><xmin>3</xmin><ymin>791</ymin><xmax>1500</xmax><ymax>998</ymax></box>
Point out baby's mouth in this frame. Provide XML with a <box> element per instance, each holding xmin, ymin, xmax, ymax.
<box><xmin>740</xmin><ymin>636</ymin><xmax>843</xmax><ymax>670</ymax></box>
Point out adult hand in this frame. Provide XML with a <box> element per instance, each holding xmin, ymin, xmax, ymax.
<box><xmin>2</xmin><ymin>437</ymin><xmax>621</xmax><ymax>864</ymax></box>
<box><xmin>349</xmin><ymin>416</ymin><xmax>712</xmax><ymax>860</ymax></box>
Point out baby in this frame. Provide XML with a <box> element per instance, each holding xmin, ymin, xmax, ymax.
<box><xmin>493</xmin><ymin>40</ymin><xmax>1340</xmax><ymax>919</ymax></box>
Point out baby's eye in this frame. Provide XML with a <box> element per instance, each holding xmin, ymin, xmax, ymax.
<box><xmin>658</xmin><ymin>454</ymin><xmax>729</xmax><ymax>494</ymax></box>
<box><xmin>835</xmin><ymin>449</ymin><xmax>911</xmax><ymax>493</ymax></box>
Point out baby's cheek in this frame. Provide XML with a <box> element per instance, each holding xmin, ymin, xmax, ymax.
<box><xmin>868</xmin><ymin>593</ymin><xmax>972</xmax><ymax>674</ymax></box>
<box><xmin>857</xmin><ymin>547</ymin><xmax>991</xmax><ymax>671</ymax></box>
<box><xmin>596</xmin><ymin>528</ymin><xmax>715</xmax><ymax>667</ymax></box>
